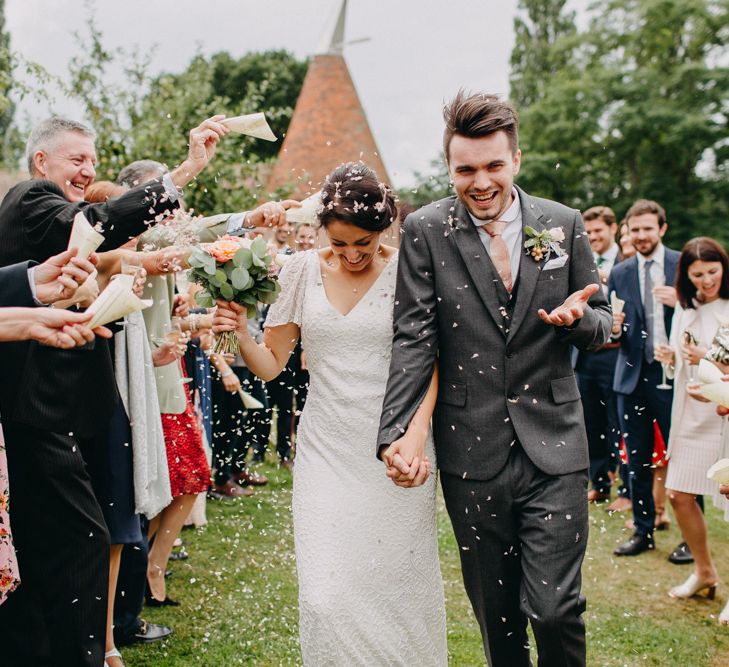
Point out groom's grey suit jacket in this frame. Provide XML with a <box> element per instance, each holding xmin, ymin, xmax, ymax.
<box><xmin>378</xmin><ymin>187</ymin><xmax>612</xmax><ymax>480</ymax></box>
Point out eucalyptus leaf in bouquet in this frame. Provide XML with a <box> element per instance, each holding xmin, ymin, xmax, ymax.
<box><xmin>189</xmin><ymin>235</ymin><xmax>282</xmax><ymax>354</ymax></box>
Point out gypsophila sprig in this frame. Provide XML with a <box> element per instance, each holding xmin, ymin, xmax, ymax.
<box><xmin>523</xmin><ymin>226</ymin><xmax>565</xmax><ymax>262</ymax></box>
<box><xmin>189</xmin><ymin>235</ymin><xmax>281</xmax><ymax>355</ymax></box>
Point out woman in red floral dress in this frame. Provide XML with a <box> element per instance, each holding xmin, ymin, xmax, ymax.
<box><xmin>145</xmin><ymin>286</ymin><xmax>211</xmax><ymax>606</ymax></box>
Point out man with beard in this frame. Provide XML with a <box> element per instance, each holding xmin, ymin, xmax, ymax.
<box><xmin>608</xmin><ymin>199</ymin><xmax>679</xmax><ymax>556</ymax></box>
<box><xmin>574</xmin><ymin>207</ymin><xmax>623</xmax><ymax>504</ymax></box>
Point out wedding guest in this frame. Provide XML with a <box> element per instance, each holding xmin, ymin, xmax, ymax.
<box><xmin>609</xmin><ymin>199</ymin><xmax>679</xmax><ymax>556</ymax></box>
<box><xmin>109</xmin><ymin>158</ymin><xmax>294</xmax><ymax>644</ymax></box>
<box><xmin>117</xmin><ymin>162</ymin><xmax>213</xmax><ymax>606</ymax></box>
<box><xmin>0</xmin><ymin>254</ymin><xmax>111</xmax><ymax>607</ymax></box>
<box><xmin>86</xmin><ymin>182</ymin><xmax>173</xmax><ymax>667</ymax></box>
<box><xmin>619</xmin><ymin>220</ymin><xmax>637</xmax><ymax>259</ymax></box>
<box><xmin>575</xmin><ymin>206</ymin><xmax>622</xmax><ymax>503</ymax></box>
<box><xmin>653</xmin><ymin>238</ymin><xmax>729</xmax><ymax>601</ymax></box>
<box><xmin>0</xmin><ymin>114</ymin><xmax>225</xmax><ymax>665</ymax></box>
<box><xmin>271</xmin><ymin>220</ymin><xmax>294</xmax><ymax>252</ymax></box>
<box><xmin>210</xmin><ymin>350</ymin><xmax>257</xmax><ymax>498</ymax></box>
<box><xmin>294</xmin><ymin>221</ymin><xmax>317</xmax><ymax>252</ymax></box>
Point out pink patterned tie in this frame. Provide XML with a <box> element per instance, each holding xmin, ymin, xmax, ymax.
<box><xmin>483</xmin><ymin>221</ymin><xmax>512</xmax><ymax>292</ymax></box>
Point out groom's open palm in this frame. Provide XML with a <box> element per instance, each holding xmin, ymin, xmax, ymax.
<box><xmin>537</xmin><ymin>283</ymin><xmax>600</xmax><ymax>327</ymax></box>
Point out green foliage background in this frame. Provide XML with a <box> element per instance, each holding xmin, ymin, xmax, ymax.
<box><xmin>509</xmin><ymin>0</ymin><xmax>729</xmax><ymax>248</ymax></box>
<box><xmin>0</xmin><ymin>9</ymin><xmax>307</xmax><ymax>213</ymax></box>
<box><xmin>0</xmin><ymin>0</ymin><xmax>726</xmax><ymax>248</ymax></box>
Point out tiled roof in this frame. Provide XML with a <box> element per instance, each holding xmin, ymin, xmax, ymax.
<box><xmin>266</xmin><ymin>54</ymin><xmax>391</xmax><ymax>200</ymax></box>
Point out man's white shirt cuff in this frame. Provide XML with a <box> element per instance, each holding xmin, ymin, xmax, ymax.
<box><xmin>162</xmin><ymin>173</ymin><xmax>182</xmax><ymax>203</ymax></box>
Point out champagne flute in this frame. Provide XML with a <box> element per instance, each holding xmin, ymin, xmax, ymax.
<box><xmin>654</xmin><ymin>343</ymin><xmax>673</xmax><ymax>390</ymax></box>
<box><xmin>170</xmin><ymin>316</ymin><xmax>193</xmax><ymax>385</ymax></box>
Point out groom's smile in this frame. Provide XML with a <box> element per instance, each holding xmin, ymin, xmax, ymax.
<box><xmin>447</xmin><ymin>132</ymin><xmax>521</xmax><ymax>221</ymax></box>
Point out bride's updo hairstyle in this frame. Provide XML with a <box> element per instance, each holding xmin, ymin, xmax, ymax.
<box><xmin>317</xmin><ymin>162</ymin><xmax>397</xmax><ymax>233</ymax></box>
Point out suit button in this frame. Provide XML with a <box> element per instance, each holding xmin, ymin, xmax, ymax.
<box><xmin>507</xmin><ymin>392</ymin><xmax>519</xmax><ymax>401</ymax></box>
<box><xmin>506</xmin><ymin>350</ymin><xmax>514</xmax><ymax>358</ymax></box>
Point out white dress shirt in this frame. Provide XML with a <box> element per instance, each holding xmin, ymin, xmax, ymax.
<box><xmin>469</xmin><ymin>188</ymin><xmax>522</xmax><ymax>283</ymax></box>
<box><xmin>637</xmin><ymin>243</ymin><xmax>669</xmax><ymax>347</ymax></box>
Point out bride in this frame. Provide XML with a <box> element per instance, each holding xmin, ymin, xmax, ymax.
<box><xmin>213</xmin><ymin>162</ymin><xmax>447</xmax><ymax>665</ymax></box>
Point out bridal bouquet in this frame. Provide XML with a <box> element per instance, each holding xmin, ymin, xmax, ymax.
<box><xmin>189</xmin><ymin>235</ymin><xmax>282</xmax><ymax>354</ymax></box>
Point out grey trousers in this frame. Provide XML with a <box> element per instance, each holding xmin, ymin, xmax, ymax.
<box><xmin>441</xmin><ymin>445</ymin><xmax>588</xmax><ymax>667</ymax></box>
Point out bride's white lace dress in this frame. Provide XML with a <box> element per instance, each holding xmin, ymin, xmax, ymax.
<box><xmin>265</xmin><ymin>249</ymin><xmax>447</xmax><ymax>666</ymax></box>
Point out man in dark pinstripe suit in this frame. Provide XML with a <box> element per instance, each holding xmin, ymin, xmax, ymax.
<box><xmin>0</xmin><ymin>115</ymin><xmax>229</xmax><ymax>666</ymax></box>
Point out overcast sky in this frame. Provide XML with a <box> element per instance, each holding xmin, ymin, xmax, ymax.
<box><xmin>6</xmin><ymin>0</ymin><xmax>587</xmax><ymax>187</ymax></box>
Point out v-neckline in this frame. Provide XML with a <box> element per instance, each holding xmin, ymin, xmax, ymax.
<box><xmin>317</xmin><ymin>252</ymin><xmax>396</xmax><ymax>318</ymax></box>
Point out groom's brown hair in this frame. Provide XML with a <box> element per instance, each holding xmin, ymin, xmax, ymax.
<box><xmin>442</xmin><ymin>91</ymin><xmax>519</xmax><ymax>161</ymax></box>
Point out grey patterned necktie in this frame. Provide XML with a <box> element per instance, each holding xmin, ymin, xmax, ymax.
<box><xmin>643</xmin><ymin>260</ymin><xmax>655</xmax><ymax>363</ymax></box>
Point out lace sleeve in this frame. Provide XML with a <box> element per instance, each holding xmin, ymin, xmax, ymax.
<box><xmin>264</xmin><ymin>250</ymin><xmax>312</xmax><ymax>328</ymax></box>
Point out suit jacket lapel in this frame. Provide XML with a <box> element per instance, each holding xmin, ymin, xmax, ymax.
<box><xmin>506</xmin><ymin>190</ymin><xmax>548</xmax><ymax>343</ymax></box>
<box><xmin>450</xmin><ymin>199</ymin><xmax>508</xmax><ymax>334</ymax></box>
<box><xmin>625</xmin><ymin>256</ymin><xmax>644</xmax><ymax>322</ymax></box>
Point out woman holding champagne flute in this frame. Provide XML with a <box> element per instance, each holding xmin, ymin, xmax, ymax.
<box><xmin>654</xmin><ymin>237</ymin><xmax>729</xmax><ymax>604</ymax></box>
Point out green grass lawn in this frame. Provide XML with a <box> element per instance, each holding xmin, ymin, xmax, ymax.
<box><xmin>123</xmin><ymin>463</ymin><xmax>729</xmax><ymax>666</ymax></box>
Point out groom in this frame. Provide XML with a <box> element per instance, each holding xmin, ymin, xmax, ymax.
<box><xmin>378</xmin><ymin>92</ymin><xmax>611</xmax><ymax>666</ymax></box>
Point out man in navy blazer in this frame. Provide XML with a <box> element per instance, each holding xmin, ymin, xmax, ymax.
<box><xmin>573</xmin><ymin>206</ymin><xmax>623</xmax><ymax>504</ymax></box>
<box><xmin>608</xmin><ymin>199</ymin><xmax>679</xmax><ymax>556</ymax></box>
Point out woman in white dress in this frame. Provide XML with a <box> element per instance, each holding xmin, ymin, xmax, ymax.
<box><xmin>214</xmin><ymin>163</ymin><xmax>448</xmax><ymax>666</ymax></box>
<box><xmin>655</xmin><ymin>237</ymin><xmax>729</xmax><ymax>606</ymax></box>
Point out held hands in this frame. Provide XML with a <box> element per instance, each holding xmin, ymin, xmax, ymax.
<box><xmin>246</xmin><ymin>200</ymin><xmax>302</xmax><ymax>229</ymax></box>
<box><xmin>653</xmin><ymin>285</ymin><xmax>677</xmax><ymax>308</ymax></box>
<box><xmin>538</xmin><ymin>283</ymin><xmax>600</xmax><ymax>328</ymax></box>
<box><xmin>33</xmin><ymin>248</ymin><xmax>98</xmax><ymax>305</ymax></box>
<box><xmin>381</xmin><ymin>426</ymin><xmax>431</xmax><ymax>488</ymax></box>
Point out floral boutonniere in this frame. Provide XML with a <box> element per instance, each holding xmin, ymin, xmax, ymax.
<box><xmin>523</xmin><ymin>226</ymin><xmax>565</xmax><ymax>261</ymax></box>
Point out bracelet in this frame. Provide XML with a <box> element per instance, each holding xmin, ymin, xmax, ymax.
<box><xmin>189</xmin><ymin>314</ymin><xmax>198</xmax><ymax>332</ymax></box>
<box><xmin>221</xmin><ymin>370</ymin><xmax>233</xmax><ymax>378</ymax></box>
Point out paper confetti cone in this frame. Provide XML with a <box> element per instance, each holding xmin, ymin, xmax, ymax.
<box><xmin>220</xmin><ymin>113</ymin><xmax>277</xmax><ymax>141</ymax></box>
<box><xmin>68</xmin><ymin>211</ymin><xmax>104</xmax><ymax>260</ymax></box>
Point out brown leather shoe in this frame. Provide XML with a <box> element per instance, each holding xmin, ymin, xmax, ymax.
<box><xmin>607</xmin><ymin>497</ymin><xmax>632</xmax><ymax>512</ymax></box>
<box><xmin>214</xmin><ymin>481</ymin><xmax>254</xmax><ymax>497</ymax></box>
<box><xmin>234</xmin><ymin>469</ymin><xmax>269</xmax><ymax>486</ymax></box>
<box><xmin>588</xmin><ymin>489</ymin><xmax>611</xmax><ymax>503</ymax></box>
<box><xmin>280</xmin><ymin>459</ymin><xmax>294</xmax><ymax>472</ymax></box>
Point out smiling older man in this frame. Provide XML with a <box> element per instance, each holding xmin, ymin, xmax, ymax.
<box><xmin>0</xmin><ymin>114</ymin><xmax>248</xmax><ymax>665</ymax></box>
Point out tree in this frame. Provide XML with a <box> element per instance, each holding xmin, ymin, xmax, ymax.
<box><xmin>0</xmin><ymin>0</ymin><xmax>23</xmax><ymax>169</ymax></box>
<box><xmin>397</xmin><ymin>158</ymin><xmax>452</xmax><ymax>210</ymax></box>
<box><xmin>510</xmin><ymin>0</ymin><xmax>729</xmax><ymax>247</ymax></box>
<box><xmin>509</xmin><ymin>0</ymin><xmax>578</xmax><ymax>109</ymax></box>
<box><xmin>64</xmin><ymin>15</ymin><xmax>307</xmax><ymax>213</ymax></box>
